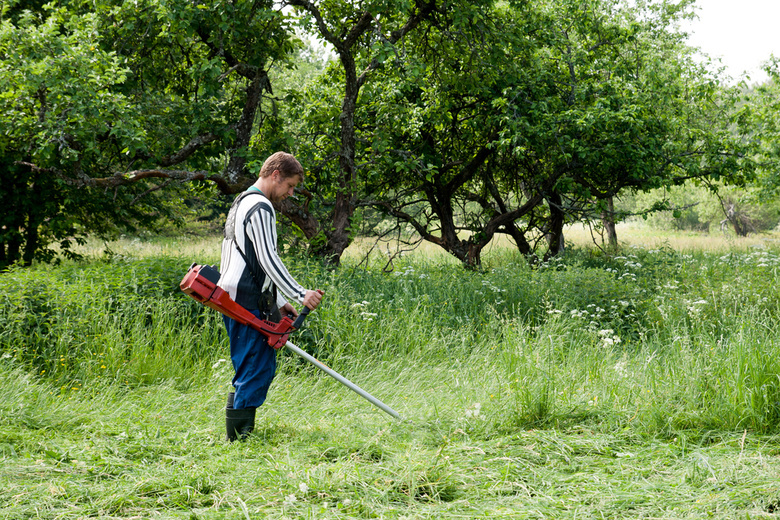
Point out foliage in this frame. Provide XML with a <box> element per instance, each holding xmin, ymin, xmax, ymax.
<box><xmin>0</xmin><ymin>6</ymin><xmax>187</xmax><ymax>267</ymax></box>
<box><xmin>0</xmin><ymin>256</ymin><xmax>222</xmax><ymax>386</ymax></box>
<box><xmin>276</xmin><ymin>0</ymin><xmax>439</xmax><ymax>263</ymax></box>
<box><xmin>349</xmin><ymin>0</ymin><xmax>754</xmax><ymax>266</ymax></box>
<box><xmin>734</xmin><ymin>59</ymin><xmax>780</xmax><ymax>209</ymax></box>
<box><xmin>0</xmin><ymin>0</ymin><xmax>298</xmax><ymax>267</ymax></box>
<box><xmin>359</xmin><ymin>0</ymin><xmax>541</xmax><ymax>265</ymax></box>
<box><xmin>1</xmin><ymin>0</ymin><xmax>768</xmax><ymax>272</ymax></box>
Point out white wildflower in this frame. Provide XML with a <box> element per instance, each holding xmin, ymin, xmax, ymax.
<box><xmin>465</xmin><ymin>402</ymin><xmax>482</xmax><ymax>418</ymax></box>
<box><xmin>598</xmin><ymin>329</ymin><xmax>621</xmax><ymax>347</ymax></box>
<box><xmin>613</xmin><ymin>359</ymin><xmax>629</xmax><ymax>378</ymax></box>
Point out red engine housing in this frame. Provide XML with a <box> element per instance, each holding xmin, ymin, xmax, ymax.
<box><xmin>180</xmin><ymin>263</ymin><xmax>294</xmax><ymax>349</ymax></box>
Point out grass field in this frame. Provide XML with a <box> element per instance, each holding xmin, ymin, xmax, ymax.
<box><xmin>2</xmin><ymin>223</ymin><xmax>780</xmax><ymax>519</ymax></box>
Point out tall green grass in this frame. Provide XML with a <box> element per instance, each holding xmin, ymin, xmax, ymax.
<box><xmin>3</xmin><ymin>244</ymin><xmax>779</xmax><ymax>433</ymax></box>
<box><xmin>0</xmin><ymin>257</ymin><xmax>224</xmax><ymax>388</ymax></box>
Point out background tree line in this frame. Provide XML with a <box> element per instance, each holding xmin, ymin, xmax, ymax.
<box><xmin>2</xmin><ymin>0</ymin><xmax>778</xmax><ymax>269</ymax></box>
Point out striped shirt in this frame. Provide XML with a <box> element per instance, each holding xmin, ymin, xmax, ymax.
<box><xmin>218</xmin><ymin>191</ymin><xmax>306</xmax><ymax>311</ymax></box>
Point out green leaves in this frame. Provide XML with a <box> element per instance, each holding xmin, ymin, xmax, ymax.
<box><xmin>1</xmin><ymin>6</ymin><xmax>139</xmax><ymax>166</ymax></box>
<box><xmin>0</xmin><ymin>0</ymin><xmax>765</xmax><ymax>269</ymax></box>
<box><xmin>1</xmin><ymin>0</ymin><xmax>304</xmax><ymax>266</ymax></box>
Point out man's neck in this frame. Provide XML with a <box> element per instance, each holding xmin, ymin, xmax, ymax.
<box><xmin>254</xmin><ymin>178</ymin><xmax>273</xmax><ymax>196</ymax></box>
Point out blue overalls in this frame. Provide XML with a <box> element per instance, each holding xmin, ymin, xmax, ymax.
<box><xmin>224</xmin><ymin>311</ymin><xmax>277</xmax><ymax>409</ymax></box>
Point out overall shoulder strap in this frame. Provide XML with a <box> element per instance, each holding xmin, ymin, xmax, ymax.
<box><xmin>224</xmin><ymin>191</ymin><xmax>263</xmax><ymax>240</ymax></box>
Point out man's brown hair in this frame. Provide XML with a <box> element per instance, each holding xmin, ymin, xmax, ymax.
<box><xmin>259</xmin><ymin>151</ymin><xmax>304</xmax><ymax>181</ymax></box>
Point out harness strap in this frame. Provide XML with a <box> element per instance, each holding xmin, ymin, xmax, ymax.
<box><xmin>225</xmin><ymin>190</ymin><xmax>278</xmax><ymax>315</ymax></box>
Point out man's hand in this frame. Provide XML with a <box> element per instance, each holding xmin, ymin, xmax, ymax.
<box><xmin>303</xmin><ymin>289</ymin><xmax>324</xmax><ymax>310</ymax></box>
<box><xmin>280</xmin><ymin>302</ymin><xmax>298</xmax><ymax>317</ymax></box>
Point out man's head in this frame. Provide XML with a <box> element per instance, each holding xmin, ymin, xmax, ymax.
<box><xmin>259</xmin><ymin>152</ymin><xmax>304</xmax><ymax>182</ymax></box>
<box><xmin>256</xmin><ymin>152</ymin><xmax>304</xmax><ymax>203</ymax></box>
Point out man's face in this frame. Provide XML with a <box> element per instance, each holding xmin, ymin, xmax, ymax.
<box><xmin>269</xmin><ymin>170</ymin><xmax>300</xmax><ymax>203</ymax></box>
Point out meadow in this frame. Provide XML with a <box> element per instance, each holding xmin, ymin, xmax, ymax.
<box><xmin>2</xmin><ymin>224</ymin><xmax>780</xmax><ymax>519</ymax></box>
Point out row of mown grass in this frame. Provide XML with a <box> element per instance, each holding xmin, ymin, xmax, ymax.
<box><xmin>3</xmin><ymin>357</ymin><xmax>779</xmax><ymax>519</ymax></box>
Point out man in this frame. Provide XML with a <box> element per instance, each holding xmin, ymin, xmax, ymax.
<box><xmin>218</xmin><ymin>152</ymin><xmax>323</xmax><ymax>441</ymax></box>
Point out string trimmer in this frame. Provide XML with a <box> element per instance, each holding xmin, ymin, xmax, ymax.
<box><xmin>179</xmin><ymin>263</ymin><xmax>401</xmax><ymax>420</ymax></box>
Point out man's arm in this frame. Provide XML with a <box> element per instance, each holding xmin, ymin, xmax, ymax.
<box><xmin>244</xmin><ymin>200</ymin><xmax>307</xmax><ymax>304</ymax></box>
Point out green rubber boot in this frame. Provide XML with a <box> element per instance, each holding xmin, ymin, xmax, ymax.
<box><xmin>225</xmin><ymin>392</ymin><xmax>256</xmax><ymax>442</ymax></box>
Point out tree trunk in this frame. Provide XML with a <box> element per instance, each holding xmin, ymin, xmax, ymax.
<box><xmin>225</xmin><ymin>71</ymin><xmax>267</xmax><ymax>184</ymax></box>
<box><xmin>543</xmin><ymin>191</ymin><xmax>565</xmax><ymax>261</ymax></box>
<box><xmin>283</xmin><ymin>1</ymin><xmax>433</xmax><ymax>266</ymax></box>
<box><xmin>601</xmin><ymin>196</ymin><xmax>618</xmax><ymax>249</ymax></box>
<box><xmin>325</xmin><ymin>192</ymin><xmax>353</xmax><ymax>263</ymax></box>
<box><xmin>6</xmin><ymin>233</ymin><xmax>22</xmax><ymax>267</ymax></box>
<box><xmin>1</xmin><ymin>169</ymin><xmax>26</xmax><ymax>268</ymax></box>
<box><xmin>506</xmin><ymin>223</ymin><xmax>534</xmax><ymax>257</ymax></box>
<box><xmin>22</xmin><ymin>216</ymin><xmax>39</xmax><ymax>267</ymax></box>
<box><xmin>723</xmin><ymin>203</ymin><xmax>750</xmax><ymax>237</ymax></box>
<box><xmin>279</xmin><ymin>194</ymin><xmax>320</xmax><ymax>240</ymax></box>
<box><xmin>466</xmin><ymin>243</ymin><xmax>482</xmax><ymax>268</ymax></box>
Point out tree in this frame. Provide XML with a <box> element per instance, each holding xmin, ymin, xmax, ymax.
<box><xmin>0</xmin><ymin>6</ymin><xmax>179</xmax><ymax>266</ymax></box>
<box><xmin>1</xmin><ymin>0</ymin><xmax>298</xmax><ymax>267</ymax></box>
<box><xmin>738</xmin><ymin>59</ymin><xmax>780</xmax><ymax>198</ymax></box>
<box><xmin>2</xmin><ymin>0</ymin><xmax>758</xmax><ymax>269</ymax></box>
<box><xmin>279</xmin><ymin>0</ymin><xmax>435</xmax><ymax>264</ymax></box>
<box><xmin>504</xmin><ymin>0</ymin><xmax>752</xmax><ymax>254</ymax></box>
<box><xmin>357</xmin><ymin>0</ymin><xmax>753</xmax><ymax>266</ymax></box>
<box><xmin>690</xmin><ymin>63</ymin><xmax>780</xmax><ymax>237</ymax></box>
<box><xmin>354</xmin><ymin>0</ymin><xmax>549</xmax><ymax>267</ymax></box>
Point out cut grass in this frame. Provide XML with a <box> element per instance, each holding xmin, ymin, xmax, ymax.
<box><xmin>3</xmin><ymin>360</ymin><xmax>780</xmax><ymax>519</ymax></box>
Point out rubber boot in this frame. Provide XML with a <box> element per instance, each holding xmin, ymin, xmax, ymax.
<box><xmin>226</xmin><ymin>392</ymin><xmax>256</xmax><ymax>442</ymax></box>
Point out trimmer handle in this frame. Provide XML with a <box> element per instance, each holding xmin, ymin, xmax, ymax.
<box><xmin>292</xmin><ymin>306</ymin><xmax>310</xmax><ymax>329</ymax></box>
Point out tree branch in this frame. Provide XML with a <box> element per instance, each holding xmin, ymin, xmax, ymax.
<box><xmin>286</xmin><ymin>0</ymin><xmax>341</xmax><ymax>51</ymax></box>
<box><xmin>17</xmin><ymin>162</ymin><xmax>244</xmax><ymax>194</ymax></box>
<box><xmin>159</xmin><ymin>131</ymin><xmax>223</xmax><ymax>166</ymax></box>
